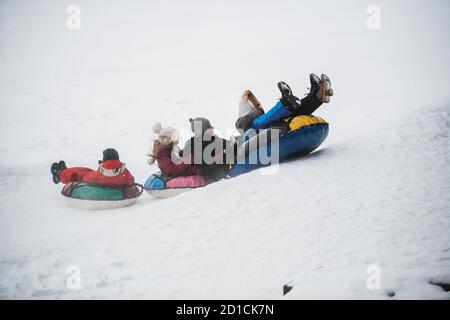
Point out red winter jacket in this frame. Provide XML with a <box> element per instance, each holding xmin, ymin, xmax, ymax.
<box><xmin>84</xmin><ymin>159</ymin><xmax>135</xmax><ymax>187</ymax></box>
<box><xmin>60</xmin><ymin>159</ymin><xmax>135</xmax><ymax>188</ymax></box>
<box><xmin>156</xmin><ymin>147</ymin><xmax>198</xmax><ymax>177</ymax></box>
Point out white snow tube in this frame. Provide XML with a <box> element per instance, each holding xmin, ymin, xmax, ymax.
<box><xmin>62</xmin><ymin>195</ymin><xmax>139</xmax><ymax>210</ymax></box>
<box><xmin>145</xmin><ymin>188</ymin><xmax>192</xmax><ymax>199</ymax></box>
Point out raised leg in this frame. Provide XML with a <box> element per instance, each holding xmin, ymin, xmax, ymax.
<box><xmin>59</xmin><ymin>167</ymin><xmax>95</xmax><ymax>184</ymax></box>
<box><xmin>251</xmin><ymin>100</ymin><xmax>291</xmax><ymax>130</ymax></box>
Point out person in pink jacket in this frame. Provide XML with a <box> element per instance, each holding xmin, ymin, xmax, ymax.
<box><xmin>147</xmin><ymin>123</ymin><xmax>199</xmax><ymax>177</ymax></box>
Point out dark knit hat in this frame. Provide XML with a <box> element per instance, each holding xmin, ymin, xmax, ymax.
<box><xmin>102</xmin><ymin>148</ymin><xmax>120</xmax><ymax>162</ymax></box>
<box><xmin>189</xmin><ymin>117</ymin><xmax>213</xmax><ymax>135</ymax></box>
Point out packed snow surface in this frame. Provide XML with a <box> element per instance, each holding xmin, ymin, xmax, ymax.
<box><xmin>0</xmin><ymin>0</ymin><xmax>449</xmax><ymax>299</ymax></box>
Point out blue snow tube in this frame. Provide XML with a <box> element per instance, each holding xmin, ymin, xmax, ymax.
<box><xmin>229</xmin><ymin>115</ymin><xmax>329</xmax><ymax>177</ymax></box>
<box><xmin>144</xmin><ymin>172</ymin><xmax>166</xmax><ymax>190</ymax></box>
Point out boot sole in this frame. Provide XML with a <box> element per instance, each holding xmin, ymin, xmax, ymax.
<box><xmin>310</xmin><ymin>73</ymin><xmax>321</xmax><ymax>88</ymax></box>
<box><xmin>321</xmin><ymin>74</ymin><xmax>332</xmax><ymax>103</ymax></box>
<box><xmin>51</xmin><ymin>162</ymin><xmax>59</xmax><ymax>175</ymax></box>
<box><xmin>277</xmin><ymin>81</ymin><xmax>292</xmax><ymax>96</ymax></box>
<box><xmin>277</xmin><ymin>81</ymin><xmax>302</xmax><ymax>111</ymax></box>
<box><xmin>52</xmin><ymin>175</ymin><xmax>60</xmax><ymax>184</ymax></box>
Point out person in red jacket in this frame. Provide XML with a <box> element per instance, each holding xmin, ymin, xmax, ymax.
<box><xmin>50</xmin><ymin>148</ymin><xmax>135</xmax><ymax>188</ymax></box>
<box><xmin>147</xmin><ymin>122</ymin><xmax>199</xmax><ymax>177</ymax></box>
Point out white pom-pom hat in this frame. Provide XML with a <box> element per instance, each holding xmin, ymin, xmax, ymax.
<box><xmin>152</xmin><ymin>122</ymin><xmax>162</xmax><ymax>134</ymax></box>
<box><xmin>152</xmin><ymin>122</ymin><xmax>179</xmax><ymax>144</ymax></box>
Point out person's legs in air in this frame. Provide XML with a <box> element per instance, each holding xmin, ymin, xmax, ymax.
<box><xmin>291</xmin><ymin>73</ymin><xmax>333</xmax><ymax>115</ymax></box>
<box><xmin>59</xmin><ymin>167</ymin><xmax>95</xmax><ymax>184</ymax></box>
<box><xmin>252</xmin><ymin>74</ymin><xmax>333</xmax><ymax>130</ymax></box>
<box><xmin>51</xmin><ymin>160</ymin><xmax>94</xmax><ymax>184</ymax></box>
<box><xmin>250</xmin><ymin>100</ymin><xmax>291</xmax><ymax>131</ymax></box>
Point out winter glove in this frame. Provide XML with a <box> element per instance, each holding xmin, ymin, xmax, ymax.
<box><xmin>147</xmin><ymin>140</ymin><xmax>161</xmax><ymax>165</ymax></box>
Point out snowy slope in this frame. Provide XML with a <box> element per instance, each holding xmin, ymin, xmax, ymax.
<box><xmin>0</xmin><ymin>0</ymin><xmax>449</xmax><ymax>299</ymax></box>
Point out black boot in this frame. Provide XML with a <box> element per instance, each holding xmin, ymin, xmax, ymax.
<box><xmin>277</xmin><ymin>81</ymin><xmax>302</xmax><ymax>112</ymax></box>
<box><xmin>50</xmin><ymin>160</ymin><xmax>67</xmax><ymax>184</ymax></box>
<box><xmin>279</xmin><ymin>75</ymin><xmax>324</xmax><ymax>116</ymax></box>
<box><xmin>309</xmin><ymin>73</ymin><xmax>321</xmax><ymax>91</ymax></box>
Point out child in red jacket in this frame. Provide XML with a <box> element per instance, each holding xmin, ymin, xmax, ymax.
<box><xmin>147</xmin><ymin>122</ymin><xmax>198</xmax><ymax>177</ymax></box>
<box><xmin>51</xmin><ymin>148</ymin><xmax>135</xmax><ymax>188</ymax></box>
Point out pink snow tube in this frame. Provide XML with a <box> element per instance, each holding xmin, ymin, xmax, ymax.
<box><xmin>144</xmin><ymin>172</ymin><xmax>210</xmax><ymax>198</ymax></box>
<box><xmin>166</xmin><ymin>175</ymin><xmax>209</xmax><ymax>188</ymax></box>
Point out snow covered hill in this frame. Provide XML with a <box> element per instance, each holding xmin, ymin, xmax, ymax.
<box><xmin>0</xmin><ymin>0</ymin><xmax>449</xmax><ymax>299</ymax></box>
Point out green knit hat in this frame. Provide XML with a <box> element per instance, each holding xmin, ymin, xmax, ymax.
<box><xmin>102</xmin><ymin>148</ymin><xmax>120</xmax><ymax>162</ymax></box>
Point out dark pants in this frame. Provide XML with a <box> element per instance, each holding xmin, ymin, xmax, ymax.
<box><xmin>252</xmin><ymin>91</ymin><xmax>322</xmax><ymax>130</ymax></box>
